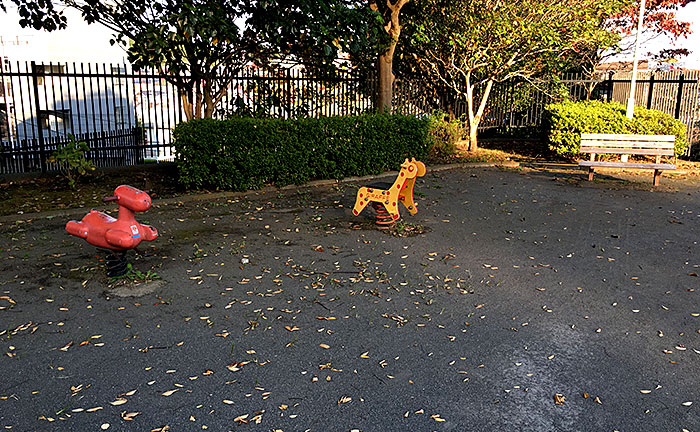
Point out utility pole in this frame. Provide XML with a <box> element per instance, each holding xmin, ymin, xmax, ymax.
<box><xmin>626</xmin><ymin>0</ymin><xmax>646</xmax><ymax>119</ymax></box>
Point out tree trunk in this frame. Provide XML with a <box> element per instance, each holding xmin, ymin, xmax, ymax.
<box><xmin>465</xmin><ymin>76</ymin><xmax>494</xmax><ymax>152</ymax></box>
<box><xmin>194</xmin><ymin>82</ymin><xmax>203</xmax><ymax>119</ymax></box>
<box><xmin>181</xmin><ymin>92</ymin><xmax>194</xmax><ymax>121</ymax></box>
<box><xmin>467</xmin><ymin>126</ymin><xmax>478</xmax><ymax>151</ymax></box>
<box><xmin>203</xmin><ymin>80</ymin><xmax>215</xmax><ymax>118</ymax></box>
<box><xmin>377</xmin><ymin>49</ymin><xmax>395</xmax><ymax>112</ymax></box>
<box><xmin>370</xmin><ymin>0</ymin><xmax>408</xmax><ymax>113</ymax></box>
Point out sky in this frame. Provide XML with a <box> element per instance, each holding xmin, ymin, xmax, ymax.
<box><xmin>0</xmin><ymin>6</ymin><xmax>126</xmax><ymax>63</ymax></box>
<box><xmin>0</xmin><ymin>1</ymin><xmax>699</xmax><ymax>68</ymax></box>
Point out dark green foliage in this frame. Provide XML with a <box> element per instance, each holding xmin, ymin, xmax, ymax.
<box><xmin>544</xmin><ymin>100</ymin><xmax>688</xmax><ymax>158</ymax></box>
<box><xmin>173</xmin><ymin>114</ymin><xmax>431</xmax><ymax>190</ymax></box>
<box><xmin>426</xmin><ymin>111</ymin><xmax>461</xmax><ymax>160</ymax></box>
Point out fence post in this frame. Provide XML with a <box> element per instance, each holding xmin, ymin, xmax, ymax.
<box><xmin>646</xmin><ymin>72</ymin><xmax>654</xmax><ymax>109</ymax></box>
<box><xmin>674</xmin><ymin>73</ymin><xmax>685</xmax><ymax>119</ymax></box>
<box><xmin>30</xmin><ymin>61</ymin><xmax>47</xmax><ymax>173</ymax></box>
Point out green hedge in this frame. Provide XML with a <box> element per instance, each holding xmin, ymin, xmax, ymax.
<box><xmin>173</xmin><ymin>114</ymin><xmax>431</xmax><ymax>190</ymax></box>
<box><xmin>543</xmin><ymin>100</ymin><xmax>688</xmax><ymax>158</ymax></box>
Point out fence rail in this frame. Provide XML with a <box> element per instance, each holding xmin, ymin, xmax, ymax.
<box><xmin>1</xmin><ymin>61</ymin><xmax>699</xmax><ymax>175</ymax></box>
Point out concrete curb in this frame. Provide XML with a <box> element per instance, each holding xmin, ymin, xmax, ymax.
<box><xmin>0</xmin><ymin>161</ymin><xmax>520</xmax><ymax>224</ymax></box>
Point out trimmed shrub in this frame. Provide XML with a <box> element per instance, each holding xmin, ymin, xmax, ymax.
<box><xmin>173</xmin><ymin>114</ymin><xmax>431</xmax><ymax>190</ymax></box>
<box><xmin>543</xmin><ymin>100</ymin><xmax>688</xmax><ymax>158</ymax></box>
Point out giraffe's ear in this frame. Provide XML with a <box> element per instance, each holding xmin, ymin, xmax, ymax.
<box><xmin>415</xmin><ymin>160</ymin><xmax>426</xmax><ymax>177</ymax></box>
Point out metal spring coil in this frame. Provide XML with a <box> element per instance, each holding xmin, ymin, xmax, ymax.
<box><xmin>102</xmin><ymin>250</ymin><xmax>128</xmax><ymax>277</ymax></box>
<box><xmin>372</xmin><ymin>202</ymin><xmax>397</xmax><ymax>226</ymax></box>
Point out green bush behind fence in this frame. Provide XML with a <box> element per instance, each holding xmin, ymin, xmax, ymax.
<box><xmin>544</xmin><ymin>101</ymin><xmax>688</xmax><ymax>158</ymax></box>
<box><xmin>173</xmin><ymin>114</ymin><xmax>431</xmax><ymax>190</ymax></box>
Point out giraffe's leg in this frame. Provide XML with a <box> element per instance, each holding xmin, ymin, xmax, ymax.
<box><xmin>400</xmin><ymin>191</ymin><xmax>418</xmax><ymax>215</ymax></box>
<box><xmin>353</xmin><ymin>188</ymin><xmax>372</xmax><ymax>216</ymax></box>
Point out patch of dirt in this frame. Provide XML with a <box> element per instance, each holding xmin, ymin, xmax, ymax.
<box><xmin>0</xmin><ymin>163</ymin><xmax>184</xmax><ymax>217</ymax></box>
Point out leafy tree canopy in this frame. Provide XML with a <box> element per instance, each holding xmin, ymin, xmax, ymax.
<box><xmin>246</xmin><ymin>0</ymin><xmax>385</xmax><ymax>73</ymax></box>
<box><xmin>2</xmin><ymin>0</ymin><xmax>384</xmax><ymax>118</ymax></box>
<box><xmin>1</xmin><ymin>0</ymin><xmax>66</xmax><ymax>31</ymax></box>
<box><xmin>402</xmin><ymin>0</ymin><xmax>622</xmax><ymax>149</ymax></box>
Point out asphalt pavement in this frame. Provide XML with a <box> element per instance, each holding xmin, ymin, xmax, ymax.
<box><xmin>1</xmin><ymin>165</ymin><xmax>699</xmax><ymax>431</ymax></box>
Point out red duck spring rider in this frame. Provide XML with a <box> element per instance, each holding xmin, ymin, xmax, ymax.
<box><xmin>66</xmin><ymin>185</ymin><xmax>158</xmax><ymax>276</ymax></box>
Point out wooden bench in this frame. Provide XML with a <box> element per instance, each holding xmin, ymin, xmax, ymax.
<box><xmin>578</xmin><ymin>133</ymin><xmax>676</xmax><ymax>186</ymax></box>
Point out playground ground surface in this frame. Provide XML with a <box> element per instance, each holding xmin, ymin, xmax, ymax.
<box><xmin>1</xmin><ymin>155</ymin><xmax>700</xmax><ymax>431</ymax></box>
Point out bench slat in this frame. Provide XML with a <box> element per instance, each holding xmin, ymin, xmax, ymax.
<box><xmin>579</xmin><ymin>148</ymin><xmax>674</xmax><ymax>156</ymax></box>
<box><xmin>579</xmin><ymin>161</ymin><xmax>676</xmax><ymax>170</ymax></box>
<box><xmin>581</xmin><ymin>133</ymin><xmax>675</xmax><ymax>142</ymax></box>
<box><xmin>580</xmin><ymin>140</ymin><xmax>674</xmax><ymax>149</ymax></box>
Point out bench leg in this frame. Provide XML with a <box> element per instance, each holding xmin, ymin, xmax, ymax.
<box><xmin>588</xmin><ymin>167</ymin><xmax>594</xmax><ymax>181</ymax></box>
<box><xmin>653</xmin><ymin>169</ymin><xmax>661</xmax><ymax>186</ymax></box>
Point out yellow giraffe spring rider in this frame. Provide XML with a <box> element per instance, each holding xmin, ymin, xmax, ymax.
<box><xmin>352</xmin><ymin>158</ymin><xmax>426</xmax><ymax>225</ymax></box>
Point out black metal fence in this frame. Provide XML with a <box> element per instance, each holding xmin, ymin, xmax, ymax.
<box><xmin>0</xmin><ymin>61</ymin><xmax>373</xmax><ymax>174</ymax></box>
<box><xmin>392</xmin><ymin>70</ymin><xmax>700</xmax><ymax>156</ymax></box>
<box><xmin>1</xmin><ymin>60</ymin><xmax>699</xmax><ymax>174</ymax></box>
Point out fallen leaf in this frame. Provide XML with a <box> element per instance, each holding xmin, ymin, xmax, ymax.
<box><xmin>0</xmin><ymin>296</ymin><xmax>16</xmax><ymax>304</ymax></box>
<box><xmin>233</xmin><ymin>414</ymin><xmax>249</xmax><ymax>423</ymax></box>
<box><xmin>227</xmin><ymin>361</ymin><xmax>248</xmax><ymax>372</ymax></box>
<box><xmin>319</xmin><ymin>344</ymin><xmax>330</xmax><ymax>349</ymax></box>
<box><xmin>284</xmin><ymin>325</ymin><xmax>299</xmax><ymax>332</ymax></box>
<box><xmin>338</xmin><ymin>396</ymin><xmax>352</xmax><ymax>405</ymax></box>
<box><xmin>682</xmin><ymin>401</ymin><xmax>693</xmax><ymax>407</ymax></box>
<box><xmin>161</xmin><ymin>389</ymin><xmax>179</xmax><ymax>397</ymax></box>
<box><xmin>110</xmin><ymin>398</ymin><xmax>127</xmax><ymax>406</ymax></box>
<box><xmin>121</xmin><ymin>411</ymin><xmax>140</xmax><ymax>421</ymax></box>
<box><xmin>640</xmin><ymin>389</ymin><xmax>652</xmax><ymax>394</ymax></box>
<box><xmin>554</xmin><ymin>394</ymin><xmax>566</xmax><ymax>405</ymax></box>
<box><xmin>59</xmin><ymin>341</ymin><xmax>73</xmax><ymax>352</ymax></box>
